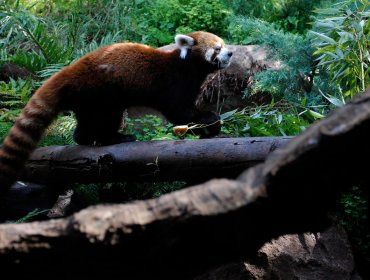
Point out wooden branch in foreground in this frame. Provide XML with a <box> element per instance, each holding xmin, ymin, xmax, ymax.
<box><xmin>1</xmin><ymin>89</ymin><xmax>370</xmax><ymax>279</ymax></box>
<box><xmin>22</xmin><ymin>137</ymin><xmax>292</xmax><ymax>184</ymax></box>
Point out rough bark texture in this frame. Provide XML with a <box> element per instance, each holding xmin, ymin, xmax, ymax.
<box><xmin>0</xmin><ymin>89</ymin><xmax>370</xmax><ymax>279</ymax></box>
<box><xmin>196</xmin><ymin>222</ymin><xmax>362</xmax><ymax>280</ymax></box>
<box><xmin>22</xmin><ymin>136</ymin><xmax>291</xmax><ymax>184</ymax></box>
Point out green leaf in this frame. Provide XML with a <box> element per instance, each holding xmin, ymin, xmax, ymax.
<box><xmin>350</xmin><ymin>21</ymin><xmax>363</xmax><ymax>32</ymax></box>
<box><xmin>317</xmin><ymin>59</ymin><xmax>336</xmax><ymax>66</ymax></box>
<box><xmin>315</xmin><ymin>21</ymin><xmax>337</xmax><ymax>28</ymax></box>
<box><xmin>300</xmin><ymin>96</ymin><xmax>307</xmax><ymax>107</ymax></box>
<box><xmin>335</xmin><ymin>47</ymin><xmax>345</xmax><ymax>59</ymax></box>
<box><xmin>313</xmin><ymin>8</ymin><xmax>340</xmax><ymax>15</ymax></box>
<box><xmin>277</xmin><ymin>114</ymin><xmax>283</xmax><ymax>124</ymax></box>
<box><xmin>310</xmin><ymin>31</ymin><xmax>338</xmax><ymax>45</ymax></box>
<box><xmin>319</xmin><ymin>89</ymin><xmax>345</xmax><ymax>107</ymax></box>
<box><xmin>307</xmin><ymin>109</ymin><xmax>325</xmax><ymax>119</ymax></box>
<box><xmin>325</xmin><ymin>51</ymin><xmax>339</xmax><ymax>59</ymax></box>
<box><xmin>332</xmin><ymin>64</ymin><xmax>349</xmax><ymax>80</ymax></box>
<box><xmin>220</xmin><ymin>109</ymin><xmax>238</xmax><ymax>121</ymax></box>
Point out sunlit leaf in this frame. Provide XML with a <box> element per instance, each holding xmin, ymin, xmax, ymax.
<box><xmin>313</xmin><ymin>8</ymin><xmax>340</xmax><ymax>14</ymax></box>
<box><xmin>335</xmin><ymin>47</ymin><xmax>344</xmax><ymax>59</ymax></box>
<box><xmin>307</xmin><ymin>109</ymin><xmax>325</xmax><ymax>119</ymax></box>
<box><xmin>310</xmin><ymin>31</ymin><xmax>337</xmax><ymax>45</ymax></box>
<box><xmin>319</xmin><ymin>89</ymin><xmax>345</xmax><ymax>107</ymax></box>
<box><xmin>220</xmin><ymin>109</ymin><xmax>238</xmax><ymax>121</ymax></box>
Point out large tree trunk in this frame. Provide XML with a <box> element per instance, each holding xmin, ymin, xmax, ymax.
<box><xmin>1</xmin><ymin>89</ymin><xmax>370</xmax><ymax>279</ymax></box>
<box><xmin>22</xmin><ymin>137</ymin><xmax>292</xmax><ymax>184</ymax></box>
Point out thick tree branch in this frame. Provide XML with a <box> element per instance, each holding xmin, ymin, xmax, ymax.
<box><xmin>22</xmin><ymin>137</ymin><xmax>292</xmax><ymax>184</ymax></box>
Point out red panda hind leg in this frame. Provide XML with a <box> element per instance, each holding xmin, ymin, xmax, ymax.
<box><xmin>73</xmin><ymin>107</ymin><xmax>136</xmax><ymax>146</ymax></box>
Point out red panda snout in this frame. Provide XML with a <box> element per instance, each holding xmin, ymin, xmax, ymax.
<box><xmin>205</xmin><ymin>46</ymin><xmax>233</xmax><ymax>69</ymax></box>
<box><xmin>215</xmin><ymin>47</ymin><xmax>233</xmax><ymax>69</ymax></box>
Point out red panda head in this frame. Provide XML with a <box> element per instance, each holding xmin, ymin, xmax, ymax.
<box><xmin>175</xmin><ymin>31</ymin><xmax>232</xmax><ymax>69</ymax></box>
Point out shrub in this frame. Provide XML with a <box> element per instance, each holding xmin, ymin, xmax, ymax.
<box><xmin>228</xmin><ymin>16</ymin><xmax>337</xmax><ymax>111</ymax></box>
<box><xmin>220</xmin><ymin>104</ymin><xmax>310</xmax><ymax>137</ymax></box>
<box><xmin>337</xmin><ymin>185</ymin><xmax>370</xmax><ymax>267</ymax></box>
<box><xmin>224</xmin><ymin>0</ymin><xmax>329</xmax><ymax>34</ymax></box>
<box><xmin>139</xmin><ymin>0</ymin><xmax>232</xmax><ymax>46</ymax></box>
<box><xmin>311</xmin><ymin>0</ymin><xmax>370</xmax><ymax>98</ymax></box>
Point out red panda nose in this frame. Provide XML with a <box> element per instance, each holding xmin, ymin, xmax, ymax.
<box><xmin>227</xmin><ymin>51</ymin><xmax>233</xmax><ymax>57</ymax></box>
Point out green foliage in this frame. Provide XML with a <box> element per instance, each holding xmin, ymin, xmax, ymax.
<box><xmin>37</xmin><ymin>63</ymin><xmax>66</xmax><ymax>80</ymax></box>
<box><xmin>220</xmin><ymin>105</ymin><xmax>310</xmax><ymax>137</ymax></box>
<box><xmin>224</xmin><ymin>0</ymin><xmax>330</xmax><ymax>34</ymax></box>
<box><xmin>16</xmin><ymin>14</ymin><xmax>69</xmax><ymax>65</ymax></box>
<box><xmin>40</xmin><ymin>115</ymin><xmax>76</xmax><ymax>146</ymax></box>
<box><xmin>151</xmin><ymin>181</ymin><xmax>187</xmax><ymax>197</ymax></box>
<box><xmin>0</xmin><ymin>114</ymin><xmax>76</xmax><ymax>146</ymax></box>
<box><xmin>10</xmin><ymin>51</ymin><xmax>47</xmax><ymax>73</ymax></box>
<box><xmin>222</xmin><ymin>0</ymin><xmax>266</xmax><ymax>18</ymax></box>
<box><xmin>5</xmin><ymin>208</ymin><xmax>50</xmax><ymax>223</ymax></box>
<box><xmin>75</xmin><ymin>31</ymin><xmax>123</xmax><ymax>59</ymax></box>
<box><xmin>46</xmin><ymin>0</ymin><xmax>148</xmax><ymax>44</ymax></box>
<box><xmin>311</xmin><ymin>0</ymin><xmax>370</xmax><ymax>98</ymax></box>
<box><xmin>124</xmin><ymin>114</ymin><xmax>198</xmax><ymax>141</ymax></box>
<box><xmin>0</xmin><ymin>78</ymin><xmax>34</xmax><ymax>110</ymax></box>
<box><xmin>0</xmin><ymin>3</ymin><xmax>131</xmax><ymax>78</ymax></box>
<box><xmin>0</xmin><ymin>121</ymin><xmax>13</xmax><ymax>143</ymax></box>
<box><xmin>0</xmin><ymin>113</ymin><xmax>196</xmax><ymax>149</ymax></box>
<box><xmin>138</xmin><ymin>0</ymin><xmax>232</xmax><ymax>46</ymax></box>
<box><xmin>41</xmin><ymin>0</ymin><xmax>225</xmax><ymax>50</ymax></box>
<box><xmin>229</xmin><ymin>17</ymin><xmax>312</xmax><ymax>99</ymax></box>
<box><xmin>38</xmin><ymin>32</ymin><xmax>123</xmax><ymax>80</ymax></box>
<box><xmin>3</xmin><ymin>0</ymin><xmax>145</xmax><ymax>42</ymax></box>
<box><xmin>337</xmin><ymin>185</ymin><xmax>370</xmax><ymax>262</ymax></box>
<box><xmin>265</xmin><ymin>0</ymin><xmax>327</xmax><ymax>33</ymax></box>
<box><xmin>74</xmin><ymin>183</ymin><xmax>100</xmax><ymax>207</ymax></box>
<box><xmin>228</xmin><ymin>16</ymin><xmax>337</xmax><ymax>110</ymax></box>
<box><xmin>0</xmin><ymin>78</ymin><xmax>33</xmax><ymax>142</ymax></box>
<box><xmin>0</xmin><ymin>8</ymin><xmax>70</xmax><ymax>72</ymax></box>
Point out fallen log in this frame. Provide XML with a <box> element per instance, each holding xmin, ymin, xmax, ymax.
<box><xmin>22</xmin><ymin>136</ymin><xmax>292</xmax><ymax>184</ymax></box>
<box><xmin>1</xmin><ymin>89</ymin><xmax>370</xmax><ymax>279</ymax></box>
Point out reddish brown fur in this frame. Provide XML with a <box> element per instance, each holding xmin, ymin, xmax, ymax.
<box><xmin>0</xmin><ymin>31</ymin><xmax>231</xmax><ymax>195</ymax></box>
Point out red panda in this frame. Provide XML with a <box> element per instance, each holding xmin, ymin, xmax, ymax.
<box><xmin>0</xmin><ymin>31</ymin><xmax>232</xmax><ymax>191</ymax></box>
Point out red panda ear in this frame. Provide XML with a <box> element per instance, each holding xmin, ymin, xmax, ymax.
<box><xmin>175</xmin><ymin>34</ymin><xmax>195</xmax><ymax>59</ymax></box>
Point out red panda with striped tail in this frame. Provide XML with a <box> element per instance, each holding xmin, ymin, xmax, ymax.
<box><xmin>0</xmin><ymin>31</ymin><xmax>232</xmax><ymax>192</ymax></box>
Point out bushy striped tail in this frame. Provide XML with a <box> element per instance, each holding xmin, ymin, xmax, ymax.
<box><xmin>0</xmin><ymin>83</ymin><xmax>61</xmax><ymax>193</ymax></box>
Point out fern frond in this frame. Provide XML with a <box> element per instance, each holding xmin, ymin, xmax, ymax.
<box><xmin>11</xmin><ymin>50</ymin><xmax>47</xmax><ymax>72</ymax></box>
<box><xmin>20</xmin><ymin>20</ymin><xmax>69</xmax><ymax>65</ymax></box>
<box><xmin>0</xmin><ymin>78</ymin><xmax>34</xmax><ymax>108</ymax></box>
<box><xmin>0</xmin><ymin>49</ymin><xmax>9</xmax><ymax>64</ymax></box>
<box><xmin>76</xmin><ymin>31</ymin><xmax>122</xmax><ymax>59</ymax></box>
<box><xmin>42</xmin><ymin>115</ymin><xmax>76</xmax><ymax>146</ymax></box>
<box><xmin>37</xmin><ymin>63</ymin><xmax>66</xmax><ymax>79</ymax></box>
